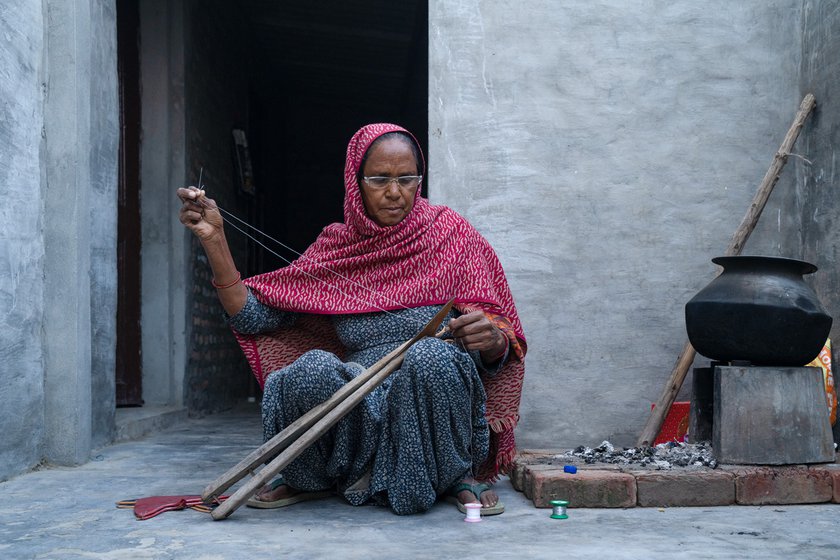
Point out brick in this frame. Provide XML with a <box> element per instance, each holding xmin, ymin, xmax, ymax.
<box><xmin>722</xmin><ymin>465</ymin><xmax>833</xmax><ymax>505</ymax></box>
<box><xmin>635</xmin><ymin>469</ymin><xmax>734</xmax><ymax>507</ymax></box>
<box><xmin>512</xmin><ymin>454</ymin><xmax>626</xmax><ymax>494</ymax></box>
<box><xmin>516</xmin><ymin>449</ymin><xmax>566</xmax><ymax>461</ymax></box>
<box><xmin>579</xmin><ymin>463</ymin><xmax>623</xmax><ymax>471</ymax></box>
<box><xmin>510</xmin><ymin>461</ymin><xmax>527</xmax><ymax>492</ymax></box>
<box><xmin>521</xmin><ymin>464</ymin><xmax>565</xmax><ymax>500</ymax></box>
<box><xmin>529</xmin><ymin>469</ymin><xmax>636</xmax><ymax>508</ymax></box>
<box><xmin>809</xmin><ymin>464</ymin><xmax>840</xmax><ymax>503</ymax></box>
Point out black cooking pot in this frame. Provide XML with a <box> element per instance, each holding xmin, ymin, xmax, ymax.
<box><xmin>685</xmin><ymin>256</ymin><xmax>832</xmax><ymax>366</ymax></box>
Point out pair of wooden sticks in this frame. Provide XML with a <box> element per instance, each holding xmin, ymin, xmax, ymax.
<box><xmin>202</xmin><ymin>299</ymin><xmax>455</xmax><ymax>520</ymax></box>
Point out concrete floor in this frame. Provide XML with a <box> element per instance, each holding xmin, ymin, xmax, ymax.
<box><xmin>1</xmin><ymin>405</ymin><xmax>837</xmax><ymax>559</ymax></box>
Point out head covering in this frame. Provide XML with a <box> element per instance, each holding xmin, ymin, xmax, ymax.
<box><xmin>234</xmin><ymin>123</ymin><xmax>526</xmax><ymax>480</ymax></box>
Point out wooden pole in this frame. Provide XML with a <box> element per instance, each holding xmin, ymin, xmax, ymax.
<box><xmin>725</xmin><ymin>93</ymin><xmax>817</xmax><ymax>257</ymax></box>
<box><xmin>636</xmin><ymin>93</ymin><xmax>816</xmax><ymax>447</ymax></box>
<box><xmin>203</xmin><ymin>299</ymin><xmax>454</xmax><ymax>519</ymax></box>
<box><xmin>210</xmin><ymin>352</ymin><xmax>407</xmax><ymax>519</ymax></box>
<box><xmin>201</xmin><ymin>337</ymin><xmax>415</xmax><ymax>502</ymax></box>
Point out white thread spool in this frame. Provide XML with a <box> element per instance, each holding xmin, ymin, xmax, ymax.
<box><xmin>464</xmin><ymin>502</ymin><xmax>482</xmax><ymax>523</ymax></box>
<box><xmin>550</xmin><ymin>499</ymin><xmax>569</xmax><ymax>519</ymax></box>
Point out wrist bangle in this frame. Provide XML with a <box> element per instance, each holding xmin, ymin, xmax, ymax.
<box><xmin>211</xmin><ymin>271</ymin><xmax>241</xmax><ymax>289</ymax></box>
<box><xmin>490</xmin><ymin>343</ymin><xmax>508</xmax><ymax>362</ymax></box>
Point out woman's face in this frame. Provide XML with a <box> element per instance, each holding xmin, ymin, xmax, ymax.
<box><xmin>360</xmin><ymin>137</ymin><xmax>419</xmax><ymax>227</ymax></box>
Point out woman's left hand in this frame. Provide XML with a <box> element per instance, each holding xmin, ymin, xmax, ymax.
<box><xmin>448</xmin><ymin>311</ymin><xmax>508</xmax><ymax>363</ymax></box>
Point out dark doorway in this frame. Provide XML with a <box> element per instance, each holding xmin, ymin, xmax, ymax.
<box><xmin>119</xmin><ymin>1</ymin><xmax>428</xmax><ymax>413</ymax></box>
<box><xmin>240</xmin><ymin>0</ymin><xmax>429</xmax><ymax>272</ymax></box>
<box><xmin>115</xmin><ymin>0</ymin><xmax>143</xmax><ymax>406</ymax></box>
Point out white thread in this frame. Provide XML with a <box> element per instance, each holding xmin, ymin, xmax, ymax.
<box><xmin>192</xmin><ymin>192</ymin><xmax>438</xmax><ymax>330</ymax></box>
<box><xmin>197</xmin><ymin>169</ymin><xmax>403</xmax><ymax>314</ymax></box>
<box><xmin>219</xmin><ymin>215</ymin><xmax>417</xmax><ymax>322</ymax></box>
<box><xmin>464</xmin><ymin>502</ymin><xmax>482</xmax><ymax>523</ymax></box>
<box><xmin>550</xmin><ymin>500</ymin><xmax>569</xmax><ymax>519</ymax></box>
<box><xmin>217</xmin><ymin>207</ymin><xmax>428</xmax><ymax>325</ymax></box>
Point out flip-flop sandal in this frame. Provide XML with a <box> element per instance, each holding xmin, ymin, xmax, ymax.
<box><xmin>246</xmin><ymin>477</ymin><xmax>332</xmax><ymax>509</ymax></box>
<box><xmin>116</xmin><ymin>495</ymin><xmax>228</xmax><ymax>520</ymax></box>
<box><xmin>444</xmin><ymin>481</ymin><xmax>505</xmax><ymax>516</ymax></box>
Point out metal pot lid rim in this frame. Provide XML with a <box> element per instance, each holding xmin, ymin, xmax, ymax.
<box><xmin>710</xmin><ymin>255</ymin><xmax>818</xmax><ymax>274</ymax></box>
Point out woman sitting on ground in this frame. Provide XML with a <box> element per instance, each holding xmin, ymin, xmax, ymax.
<box><xmin>177</xmin><ymin>123</ymin><xmax>526</xmax><ymax>516</ymax></box>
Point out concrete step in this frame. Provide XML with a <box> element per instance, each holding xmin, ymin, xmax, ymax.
<box><xmin>114</xmin><ymin>405</ymin><xmax>189</xmax><ymax>443</ymax></box>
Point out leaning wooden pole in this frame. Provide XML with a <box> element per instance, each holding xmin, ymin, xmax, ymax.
<box><xmin>636</xmin><ymin>93</ymin><xmax>816</xmax><ymax>447</ymax></box>
<box><xmin>201</xmin><ymin>337</ymin><xmax>416</xmax><ymax>503</ymax></box>
<box><xmin>211</xmin><ymin>353</ymin><xmax>408</xmax><ymax>520</ymax></box>
<box><xmin>203</xmin><ymin>300</ymin><xmax>454</xmax><ymax>519</ymax></box>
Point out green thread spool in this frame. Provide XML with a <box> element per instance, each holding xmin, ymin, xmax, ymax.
<box><xmin>550</xmin><ymin>500</ymin><xmax>569</xmax><ymax>519</ymax></box>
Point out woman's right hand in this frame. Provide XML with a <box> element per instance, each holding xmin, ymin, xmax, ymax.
<box><xmin>177</xmin><ymin>187</ymin><xmax>223</xmax><ymax>242</ymax></box>
<box><xmin>176</xmin><ymin>187</ymin><xmax>246</xmax><ymax>315</ymax></box>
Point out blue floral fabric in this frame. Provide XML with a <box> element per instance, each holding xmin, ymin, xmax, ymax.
<box><xmin>228</xmin><ymin>291</ymin><xmax>497</xmax><ymax>514</ymax></box>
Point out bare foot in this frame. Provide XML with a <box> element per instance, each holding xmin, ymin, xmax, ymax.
<box><xmin>456</xmin><ymin>477</ymin><xmax>498</xmax><ymax>508</ymax></box>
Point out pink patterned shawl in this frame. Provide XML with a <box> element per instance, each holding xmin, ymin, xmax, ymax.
<box><xmin>233</xmin><ymin>123</ymin><xmax>527</xmax><ymax>481</ymax></box>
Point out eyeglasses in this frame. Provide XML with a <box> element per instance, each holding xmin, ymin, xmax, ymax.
<box><xmin>362</xmin><ymin>175</ymin><xmax>423</xmax><ymax>190</ymax></box>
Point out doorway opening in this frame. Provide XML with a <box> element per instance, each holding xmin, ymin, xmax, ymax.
<box><xmin>115</xmin><ymin>0</ymin><xmax>142</xmax><ymax>407</ymax></box>
<box><xmin>117</xmin><ymin>0</ymin><xmax>428</xmax><ymax>414</ymax></box>
<box><xmin>241</xmin><ymin>0</ymin><xmax>429</xmax><ymax>270</ymax></box>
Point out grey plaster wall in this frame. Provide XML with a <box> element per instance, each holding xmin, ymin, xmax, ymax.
<box><xmin>429</xmin><ymin>1</ymin><xmax>805</xmax><ymax>448</ymax></box>
<box><xmin>1</xmin><ymin>0</ymin><xmax>118</xmax><ymax>480</ymax></box>
<box><xmin>0</xmin><ymin>0</ymin><xmax>46</xmax><ymax>479</ymax></box>
<box><xmin>43</xmin><ymin>0</ymin><xmax>119</xmax><ymax>464</ymax></box>
<box><xmin>140</xmin><ymin>0</ymin><xmax>188</xmax><ymax>408</ymax></box>
<box><xmin>799</xmin><ymin>0</ymin><xmax>840</xmax><ymax>441</ymax></box>
<box><xmin>89</xmin><ymin>0</ymin><xmax>119</xmax><ymax>449</ymax></box>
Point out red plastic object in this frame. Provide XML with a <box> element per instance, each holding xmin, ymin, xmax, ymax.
<box><xmin>650</xmin><ymin>401</ymin><xmax>690</xmax><ymax>445</ymax></box>
<box><xmin>117</xmin><ymin>495</ymin><xmax>228</xmax><ymax>520</ymax></box>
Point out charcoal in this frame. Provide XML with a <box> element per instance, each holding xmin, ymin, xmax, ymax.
<box><xmin>554</xmin><ymin>440</ymin><xmax>717</xmax><ymax>470</ymax></box>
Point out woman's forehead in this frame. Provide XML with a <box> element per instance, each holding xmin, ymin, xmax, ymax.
<box><xmin>364</xmin><ymin>138</ymin><xmax>418</xmax><ymax>167</ymax></box>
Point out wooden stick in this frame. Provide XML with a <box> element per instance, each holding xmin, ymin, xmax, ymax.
<box><xmin>725</xmin><ymin>93</ymin><xmax>816</xmax><ymax>256</ymax></box>
<box><xmin>204</xmin><ymin>299</ymin><xmax>454</xmax><ymax>519</ymax></box>
<box><xmin>201</xmin><ymin>338</ymin><xmax>413</xmax><ymax>502</ymax></box>
<box><xmin>637</xmin><ymin>340</ymin><xmax>697</xmax><ymax>447</ymax></box>
<box><xmin>210</xmin><ymin>351</ymin><xmax>407</xmax><ymax>519</ymax></box>
<box><xmin>636</xmin><ymin>93</ymin><xmax>816</xmax><ymax>447</ymax></box>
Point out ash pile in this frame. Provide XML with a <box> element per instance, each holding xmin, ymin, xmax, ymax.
<box><xmin>557</xmin><ymin>440</ymin><xmax>718</xmax><ymax>469</ymax></box>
